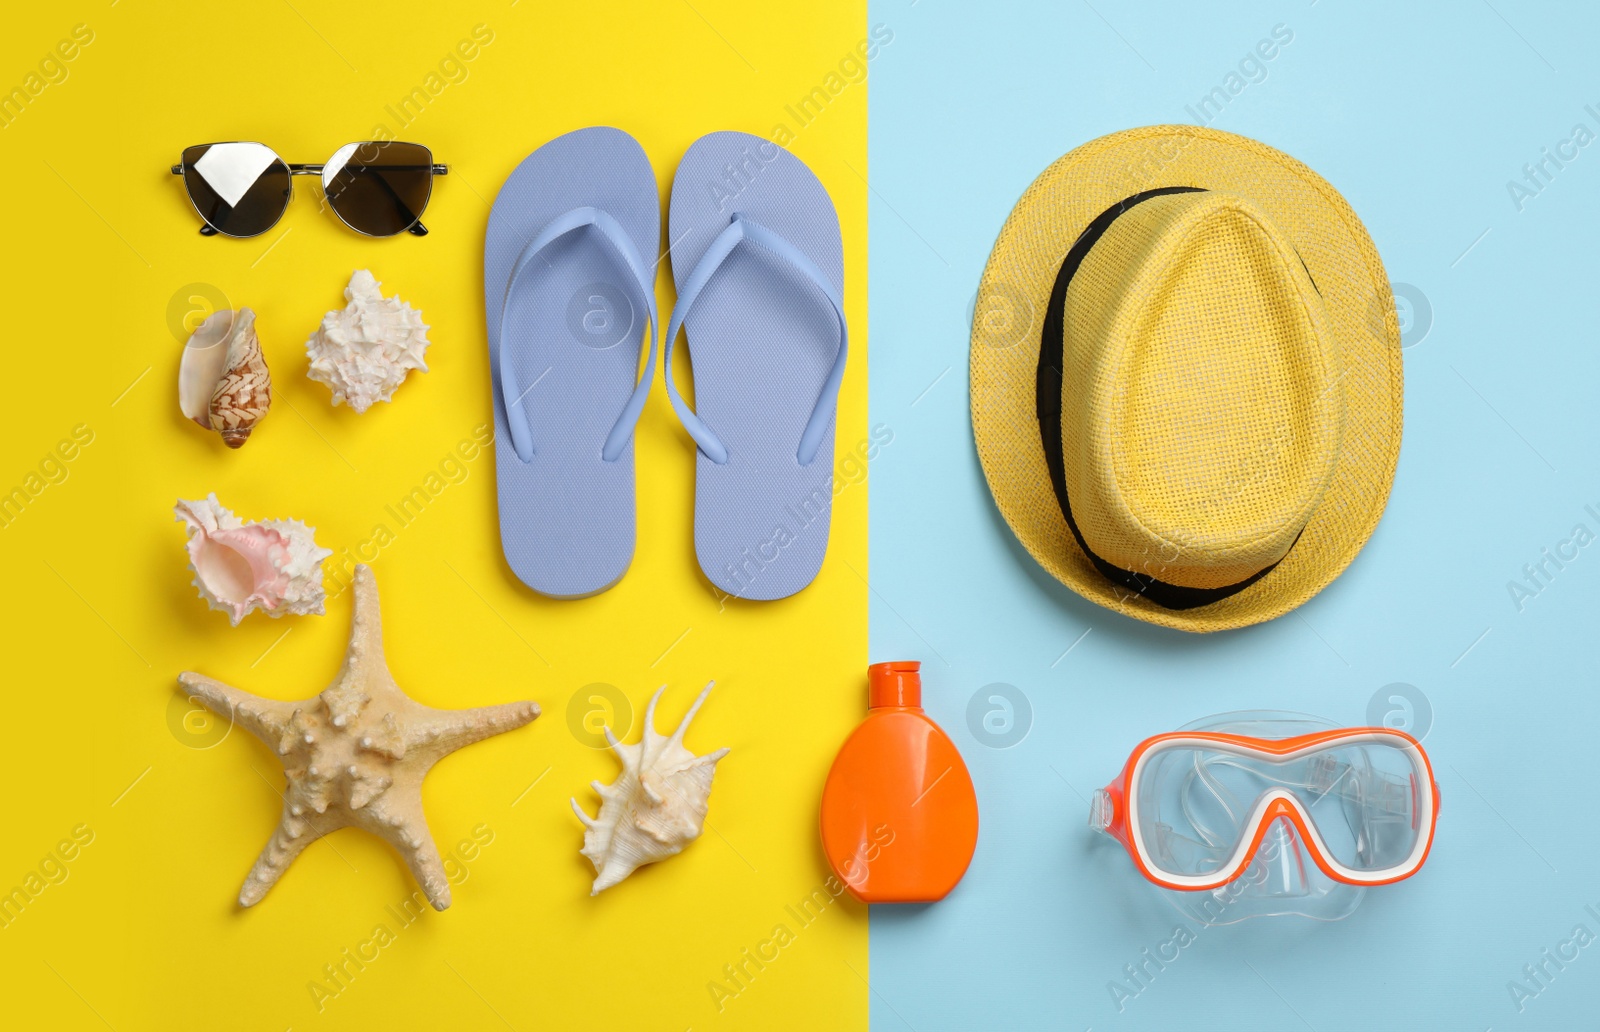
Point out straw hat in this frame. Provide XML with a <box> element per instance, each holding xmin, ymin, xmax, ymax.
<box><xmin>970</xmin><ymin>126</ymin><xmax>1402</xmax><ymax>632</ymax></box>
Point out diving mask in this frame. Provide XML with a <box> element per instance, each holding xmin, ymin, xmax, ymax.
<box><xmin>1091</xmin><ymin>711</ymin><xmax>1439</xmax><ymax>923</ymax></box>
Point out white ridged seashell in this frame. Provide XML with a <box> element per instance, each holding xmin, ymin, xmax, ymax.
<box><xmin>571</xmin><ymin>682</ymin><xmax>729</xmax><ymax>895</ymax></box>
<box><xmin>179</xmin><ymin>308</ymin><xmax>271</xmax><ymax>448</ymax></box>
<box><xmin>305</xmin><ymin>269</ymin><xmax>431</xmax><ymax>413</ymax></box>
<box><xmin>174</xmin><ymin>493</ymin><xmax>333</xmax><ymax>626</ymax></box>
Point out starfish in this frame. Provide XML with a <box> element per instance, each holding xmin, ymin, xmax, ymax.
<box><xmin>178</xmin><ymin>563</ymin><xmax>539</xmax><ymax>910</ymax></box>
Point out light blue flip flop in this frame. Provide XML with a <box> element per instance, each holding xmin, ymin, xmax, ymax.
<box><xmin>485</xmin><ymin>127</ymin><xmax>659</xmax><ymax>598</ymax></box>
<box><xmin>665</xmin><ymin>132</ymin><xmax>847</xmax><ymax>601</ymax></box>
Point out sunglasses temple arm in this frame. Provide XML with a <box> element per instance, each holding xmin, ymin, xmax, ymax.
<box><xmin>407</xmin><ymin>164</ymin><xmax>445</xmax><ymax>232</ymax></box>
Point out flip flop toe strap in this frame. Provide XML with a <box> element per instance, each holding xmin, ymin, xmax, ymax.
<box><xmin>663</xmin><ymin>212</ymin><xmax>847</xmax><ymax>466</ymax></box>
<box><xmin>497</xmin><ymin>205</ymin><xmax>659</xmax><ymax>464</ymax></box>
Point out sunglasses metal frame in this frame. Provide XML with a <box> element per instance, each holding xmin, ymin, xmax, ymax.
<box><xmin>170</xmin><ymin>141</ymin><xmax>448</xmax><ymax>238</ymax></box>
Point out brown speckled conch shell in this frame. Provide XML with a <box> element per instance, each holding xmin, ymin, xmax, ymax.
<box><xmin>178</xmin><ymin>308</ymin><xmax>272</xmax><ymax>448</ymax></box>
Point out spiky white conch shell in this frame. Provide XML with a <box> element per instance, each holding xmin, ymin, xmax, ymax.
<box><xmin>174</xmin><ymin>493</ymin><xmax>333</xmax><ymax>626</ymax></box>
<box><xmin>571</xmin><ymin>682</ymin><xmax>730</xmax><ymax>895</ymax></box>
<box><xmin>305</xmin><ymin>269</ymin><xmax>431</xmax><ymax>413</ymax></box>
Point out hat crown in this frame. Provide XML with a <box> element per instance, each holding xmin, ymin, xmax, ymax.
<box><xmin>1061</xmin><ymin>190</ymin><xmax>1346</xmax><ymax>590</ymax></box>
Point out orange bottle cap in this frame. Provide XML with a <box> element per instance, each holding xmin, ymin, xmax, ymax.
<box><xmin>868</xmin><ymin>660</ymin><xmax>921</xmax><ymax>708</ymax></box>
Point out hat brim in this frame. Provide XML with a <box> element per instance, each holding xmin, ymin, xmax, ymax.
<box><xmin>970</xmin><ymin>126</ymin><xmax>1402</xmax><ymax>632</ymax></box>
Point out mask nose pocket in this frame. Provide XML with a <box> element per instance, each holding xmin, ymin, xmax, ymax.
<box><xmin>1252</xmin><ymin>816</ymin><xmax>1313</xmax><ymax>899</ymax></box>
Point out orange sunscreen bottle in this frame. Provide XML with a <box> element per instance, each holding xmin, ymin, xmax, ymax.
<box><xmin>819</xmin><ymin>661</ymin><xmax>979</xmax><ymax>903</ymax></box>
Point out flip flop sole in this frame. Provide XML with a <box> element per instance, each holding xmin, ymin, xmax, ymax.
<box><xmin>485</xmin><ymin>127</ymin><xmax>659</xmax><ymax>598</ymax></box>
<box><xmin>669</xmin><ymin>132</ymin><xmax>844</xmax><ymax>601</ymax></box>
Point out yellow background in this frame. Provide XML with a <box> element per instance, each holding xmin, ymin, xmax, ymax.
<box><xmin>0</xmin><ymin>1</ymin><xmax>868</xmax><ymax>1028</ymax></box>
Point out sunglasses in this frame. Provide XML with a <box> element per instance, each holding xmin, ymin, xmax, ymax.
<box><xmin>170</xmin><ymin>141</ymin><xmax>447</xmax><ymax>238</ymax></box>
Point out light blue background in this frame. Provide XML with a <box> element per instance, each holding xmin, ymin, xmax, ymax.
<box><xmin>866</xmin><ymin>1</ymin><xmax>1600</xmax><ymax>1029</ymax></box>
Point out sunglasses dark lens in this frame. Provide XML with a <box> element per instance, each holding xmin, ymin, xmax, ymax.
<box><xmin>180</xmin><ymin>143</ymin><xmax>291</xmax><ymax>238</ymax></box>
<box><xmin>323</xmin><ymin>141</ymin><xmax>435</xmax><ymax>236</ymax></box>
